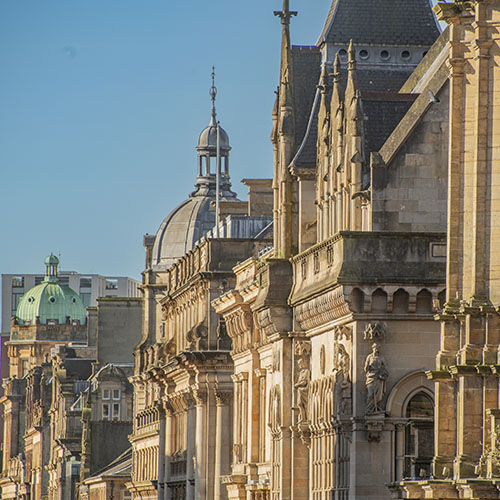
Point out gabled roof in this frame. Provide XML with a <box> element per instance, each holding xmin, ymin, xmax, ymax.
<box><xmin>317</xmin><ymin>0</ymin><xmax>440</xmax><ymax>47</ymax></box>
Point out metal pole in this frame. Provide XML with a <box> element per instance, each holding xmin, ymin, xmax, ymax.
<box><xmin>215</xmin><ymin>121</ymin><xmax>220</xmax><ymax>238</ymax></box>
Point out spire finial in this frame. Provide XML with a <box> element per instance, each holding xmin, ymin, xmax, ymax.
<box><xmin>210</xmin><ymin>66</ymin><xmax>217</xmax><ymax>125</ymax></box>
<box><xmin>274</xmin><ymin>0</ymin><xmax>297</xmax><ymax>25</ymax></box>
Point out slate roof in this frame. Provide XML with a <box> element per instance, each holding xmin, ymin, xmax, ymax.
<box><xmin>361</xmin><ymin>93</ymin><xmax>417</xmax><ymax>158</ymax></box>
<box><xmin>292</xmin><ymin>61</ymin><xmax>414</xmax><ymax>169</ymax></box>
<box><xmin>318</xmin><ymin>0</ymin><xmax>440</xmax><ymax>47</ymax></box>
<box><xmin>84</xmin><ymin>447</ymin><xmax>132</xmax><ymax>481</ymax></box>
<box><xmin>291</xmin><ymin>46</ymin><xmax>321</xmax><ymax>167</ymax></box>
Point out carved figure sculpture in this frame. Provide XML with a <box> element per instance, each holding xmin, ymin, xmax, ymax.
<box><xmin>364</xmin><ymin>343</ymin><xmax>389</xmax><ymax>413</ymax></box>
<box><xmin>335</xmin><ymin>343</ymin><xmax>350</xmax><ymax>383</ymax></box>
<box><xmin>295</xmin><ymin>357</ymin><xmax>311</xmax><ymax>423</ymax></box>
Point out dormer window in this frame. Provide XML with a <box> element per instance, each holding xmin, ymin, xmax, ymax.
<box><xmin>102</xmin><ymin>389</ymin><xmax>110</xmax><ymax>400</ymax></box>
<box><xmin>113</xmin><ymin>389</ymin><xmax>121</xmax><ymax>400</ymax></box>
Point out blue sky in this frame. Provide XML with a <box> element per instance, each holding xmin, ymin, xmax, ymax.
<box><xmin>0</xmin><ymin>1</ymin><xmax>440</xmax><ymax>280</ymax></box>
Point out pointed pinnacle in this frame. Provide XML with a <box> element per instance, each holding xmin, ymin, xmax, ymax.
<box><xmin>334</xmin><ymin>53</ymin><xmax>340</xmax><ymax>74</ymax></box>
<box><xmin>348</xmin><ymin>40</ymin><xmax>355</xmax><ymax>63</ymax></box>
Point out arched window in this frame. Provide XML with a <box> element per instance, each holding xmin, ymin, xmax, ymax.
<box><xmin>404</xmin><ymin>392</ymin><xmax>434</xmax><ymax>479</ymax></box>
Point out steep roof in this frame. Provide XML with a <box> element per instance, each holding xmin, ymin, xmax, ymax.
<box><xmin>318</xmin><ymin>0</ymin><xmax>440</xmax><ymax>47</ymax></box>
<box><xmin>290</xmin><ymin>46</ymin><xmax>322</xmax><ymax>168</ymax></box>
<box><xmin>291</xmin><ymin>64</ymin><xmax>414</xmax><ymax>169</ymax></box>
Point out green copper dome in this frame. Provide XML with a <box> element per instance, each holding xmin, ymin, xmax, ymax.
<box><xmin>16</xmin><ymin>255</ymin><xmax>86</xmax><ymax>326</ymax></box>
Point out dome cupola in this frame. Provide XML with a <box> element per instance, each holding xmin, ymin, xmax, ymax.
<box><xmin>151</xmin><ymin>69</ymin><xmax>239</xmax><ymax>270</ymax></box>
<box><xmin>16</xmin><ymin>254</ymin><xmax>86</xmax><ymax>326</ymax></box>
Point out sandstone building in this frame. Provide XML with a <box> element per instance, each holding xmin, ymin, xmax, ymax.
<box><xmin>5</xmin><ymin>0</ymin><xmax>500</xmax><ymax>499</ymax></box>
<box><xmin>0</xmin><ymin>255</ymin><xmax>142</xmax><ymax>500</ymax></box>
<box><xmin>127</xmin><ymin>84</ymin><xmax>273</xmax><ymax>500</ymax></box>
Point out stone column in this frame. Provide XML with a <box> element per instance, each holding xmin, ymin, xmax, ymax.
<box><xmin>164</xmin><ymin>408</ymin><xmax>173</xmax><ymax>500</ymax></box>
<box><xmin>158</xmin><ymin>408</ymin><xmax>166</xmax><ymax>500</ymax></box>
<box><xmin>194</xmin><ymin>392</ymin><xmax>207</xmax><ymax>500</ymax></box>
<box><xmin>186</xmin><ymin>395</ymin><xmax>196</xmax><ymax>500</ymax></box>
<box><xmin>214</xmin><ymin>390</ymin><xmax>233</xmax><ymax>500</ymax></box>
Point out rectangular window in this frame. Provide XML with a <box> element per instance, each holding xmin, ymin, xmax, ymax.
<box><xmin>12</xmin><ymin>277</ymin><xmax>24</xmax><ymax>288</ymax></box>
<box><xmin>79</xmin><ymin>292</ymin><xmax>91</xmax><ymax>308</ymax></box>
<box><xmin>113</xmin><ymin>389</ymin><xmax>121</xmax><ymax>400</ymax></box>
<box><xmin>102</xmin><ymin>403</ymin><xmax>110</xmax><ymax>420</ymax></box>
<box><xmin>102</xmin><ymin>389</ymin><xmax>110</xmax><ymax>400</ymax></box>
<box><xmin>21</xmin><ymin>360</ymin><xmax>29</xmax><ymax>377</ymax></box>
<box><xmin>79</xmin><ymin>277</ymin><xmax>92</xmax><ymax>288</ymax></box>
<box><xmin>112</xmin><ymin>403</ymin><xmax>120</xmax><ymax>420</ymax></box>
<box><xmin>106</xmin><ymin>279</ymin><xmax>118</xmax><ymax>290</ymax></box>
<box><xmin>12</xmin><ymin>291</ymin><xmax>25</xmax><ymax>317</ymax></box>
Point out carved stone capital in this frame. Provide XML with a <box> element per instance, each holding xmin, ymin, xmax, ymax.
<box><xmin>214</xmin><ymin>390</ymin><xmax>233</xmax><ymax>406</ymax></box>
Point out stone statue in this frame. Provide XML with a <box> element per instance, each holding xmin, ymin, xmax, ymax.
<box><xmin>295</xmin><ymin>357</ymin><xmax>311</xmax><ymax>423</ymax></box>
<box><xmin>364</xmin><ymin>343</ymin><xmax>389</xmax><ymax>413</ymax></box>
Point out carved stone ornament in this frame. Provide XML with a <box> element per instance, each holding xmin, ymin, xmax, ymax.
<box><xmin>334</xmin><ymin>324</ymin><xmax>352</xmax><ymax>341</ymax></box>
<box><xmin>365</xmin><ymin>414</ymin><xmax>385</xmax><ymax>442</ymax></box>
<box><xmin>320</xmin><ymin>345</ymin><xmax>326</xmax><ymax>375</ymax></box>
<box><xmin>363</xmin><ymin>322</ymin><xmax>386</xmax><ymax>341</ymax></box>
<box><xmin>268</xmin><ymin>385</ymin><xmax>281</xmax><ymax>434</ymax></box>
<box><xmin>187</xmin><ymin>323</ymin><xmax>208</xmax><ymax>351</ymax></box>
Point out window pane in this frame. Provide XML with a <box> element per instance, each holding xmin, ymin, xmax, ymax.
<box><xmin>102</xmin><ymin>404</ymin><xmax>110</xmax><ymax>419</ymax></box>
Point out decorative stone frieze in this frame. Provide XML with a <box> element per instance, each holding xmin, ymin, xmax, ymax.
<box><xmin>363</xmin><ymin>322</ymin><xmax>386</xmax><ymax>341</ymax></box>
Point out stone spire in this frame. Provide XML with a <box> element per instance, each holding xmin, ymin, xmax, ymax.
<box><xmin>273</xmin><ymin>0</ymin><xmax>298</xmax><ymax>258</ymax></box>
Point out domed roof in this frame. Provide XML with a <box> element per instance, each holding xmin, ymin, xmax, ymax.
<box><xmin>44</xmin><ymin>253</ymin><xmax>59</xmax><ymax>266</ymax></box>
<box><xmin>152</xmin><ymin>196</ymin><xmax>217</xmax><ymax>269</ymax></box>
<box><xmin>16</xmin><ymin>256</ymin><xmax>86</xmax><ymax>325</ymax></box>
<box><xmin>197</xmin><ymin>123</ymin><xmax>230</xmax><ymax>152</ymax></box>
<box><xmin>151</xmin><ymin>70</ymin><xmax>238</xmax><ymax>270</ymax></box>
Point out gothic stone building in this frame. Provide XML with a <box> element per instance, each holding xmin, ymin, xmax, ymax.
<box><xmin>214</xmin><ymin>1</ymin><xmax>451</xmax><ymax>499</ymax></box>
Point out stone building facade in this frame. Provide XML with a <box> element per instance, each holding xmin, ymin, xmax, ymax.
<box><xmin>212</xmin><ymin>1</ymin><xmax>449</xmax><ymax>499</ymax></box>
<box><xmin>392</xmin><ymin>1</ymin><xmax>500</xmax><ymax>499</ymax></box>
<box><xmin>127</xmin><ymin>91</ymin><xmax>274</xmax><ymax>500</ymax></box>
<box><xmin>0</xmin><ymin>256</ymin><xmax>142</xmax><ymax>500</ymax></box>
<box><xmin>6</xmin><ymin>1</ymin><xmax>500</xmax><ymax>500</ymax></box>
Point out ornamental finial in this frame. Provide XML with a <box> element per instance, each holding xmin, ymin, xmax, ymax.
<box><xmin>210</xmin><ymin>66</ymin><xmax>217</xmax><ymax>125</ymax></box>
